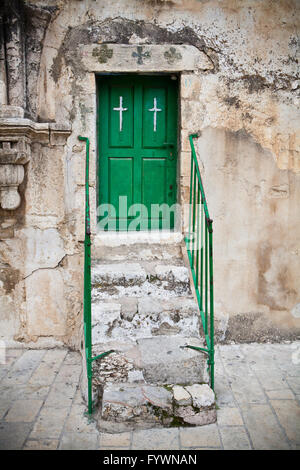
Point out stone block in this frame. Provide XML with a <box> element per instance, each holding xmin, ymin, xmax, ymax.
<box><xmin>26</xmin><ymin>269</ymin><xmax>66</xmax><ymax>337</ymax></box>
<box><xmin>217</xmin><ymin>407</ymin><xmax>244</xmax><ymax>426</ymax></box>
<box><xmin>131</xmin><ymin>428</ymin><xmax>180</xmax><ymax>450</ymax></box>
<box><xmin>173</xmin><ymin>385</ymin><xmax>192</xmax><ymax>406</ymax></box>
<box><xmin>5</xmin><ymin>399</ymin><xmax>42</xmax><ymax>423</ymax></box>
<box><xmin>176</xmin><ymin>408</ymin><xmax>217</xmax><ymax>426</ymax></box>
<box><xmin>23</xmin><ymin>439</ymin><xmax>59</xmax><ymax>450</ymax></box>
<box><xmin>137</xmin><ymin>336</ymin><xmax>208</xmax><ymax>384</ymax></box>
<box><xmin>220</xmin><ymin>426</ymin><xmax>251</xmax><ymax>450</ymax></box>
<box><xmin>100</xmin><ymin>383</ymin><xmax>173</xmax><ymax>430</ymax></box>
<box><xmin>0</xmin><ymin>422</ymin><xmax>33</xmax><ymax>450</ymax></box>
<box><xmin>59</xmin><ymin>432</ymin><xmax>98</xmax><ymax>450</ymax></box>
<box><xmin>22</xmin><ymin>227</ymin><xmax>65</xmax><ymax>276</ymax></box>
<box><xmin>185</xmin><ymin>384</ymin><xmax>215</xmax><ymax>408</ymax></box>
<box><xmin>30</xmin><ymin>406</ymin><xmax>70</xmax><ymax>439</ymax></box>
<box><xmin>180</xmin><ymin>423</ymin><xmax>221</xmax><ymax>448</ymax></box>
<box><xmin>154</xmin><ymin>265</ymin><xmax>189</xmax><ymax>283</ymax></box>
<box><xmin>92</xmin><ymin>263</ymin><xmax>147</xmax><ymax>286</ymax></box>
<box><xmin>100</xmin><ymin>432</ymin><xmax>131</xmax><ymax>448</ymax></box>
<box><xmin>82</xmin><ymin>44</ymin><xmax>213</xmax><ymax>73</ymax></box>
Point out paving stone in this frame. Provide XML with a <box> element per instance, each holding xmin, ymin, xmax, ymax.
<box><xmin>0</xmin><ymin>400</ymin><xmax>11</xmax><ymax>419</ymax></box>
<box><xmin>185</xmin><ymin>384</ymin><xmax>215</xmax><ymax>407</ymax></box>
<box><xmin>0</xmin><ymin>422</ymin><xmax>33</xmax><ymax>450</ymax></box>
<box><xmin>286</xmin><ymin>376</ymin><xmax>300</xmax><ymax>395</ymax></box>
<box><xmin>214</xmin><ymin>374</ymin><xmax>236</xmax><ymax>407</ymax></box>
<box><xmin>5</xmin><ymin>399</ymin><xmax>43</xmax><ymax>423</ymax></box>
<box><xmin>100</xmin><ymin>432</ymin><xmax>131</xmax><ymax>448</ymax></box>
<box><xmin>6</xmin><ymin>349</ymin><xmax>24</xmax><ymax>359</ymax></box>
<box><xmin>241</xmin><ymin>404</ymin><xmax>290</xmax><ymax>450</ymax></box>
<box><xmin>55</xmin><ymin>364</ymin><xmax>82</xmax><ymax>384</ymax></box>
<box><xmin>17</xmin><ymin>383</ymin><xmax>50</xmax><ymax>400</ymax></box>
<box><xmin>219</xmin><ymin>426</ymin><xmax>251</xmax><ymax>450</ymax></box>
<box><xmin>44</xmin><ymin>380</ymin><xmax>77</xmax><ymax>407</ymax></box>
<box><xmin>23</xmin><ymin>439</ymin><xmax>59</xmax><ymax>450</ymax></box>
<box><xmin>132</xmin><ymin>428</ymin><xmax>180</xmax><ymax>450</ymax></box>
<box><xmin>213</xmin><ymin>348</ymin><xmax>225</xmax><ymax>375</ymax></box>
<box><xmin>42</xmin><ymin>349</ymin><xmax>68</xmax><ymax>364</ymax></box>
<box><xmin>217</xmin><ymin>407</ymin><xmax>244</xmax><ymax>426</ymax></box>
<box><xmin>254</xmin><ymin>369</ymin><xmax>289</xmax><ymax>391</ymax></box>
<box><xmin>63</xmin><ymin>351</ymin><xmax>81</xmax><ymax>365</ymax></box>
<box><xmin>59</xmin><ymin>432</ymin><xmax>98</xmax><ymax>450</ymax></box>
<box><xmin>223</xmin><ymin>361</ymin><xmax>253</xmax><ymax>378</ymax></box>
<box><xmin>28</xmin><ymin>361</ymin><xmax>61</xmax><ymax>387</ymax></box>
<box><xmin>0</xmin><ymin>357</ymin><xmax>17</xmax><ymax>381</ymax></box>
<box><xmin>270</xmin><ymin>399</ymin><xmax>300</xmax><ymax>447</ymax></box>
<box><xmin>219</xmin><ymin>344</ymin><xmax>244</xmax><ymax>363</ymax></box>
<box><xmin>73</xmin><ymin>387</ymin><xmax>85</xmax><ymax>405</ymax></box>
<box><xmin>180</xmin><ymin>423</ymin><xmax>221</xmax><ymax>448</ymax></box>
<box><xmin>29</xmin><ymin>406</ymin><xmax>70</xmax><ymax>439</ymax></box>
<box><xmin>266</xmin><ymin>389</ymin><xmax>295</xmax><ymax>400</ymax></box>
<box><xmin>2</xmin><ymin>350</ymin><xmax>46</xmax><ymax>385</ymax></box>
<box><xmin>0</xmin><ymin>383</ymin><xmax>50</xmax><ymax>401</ymax></box>
<box><xmin>64</xmin><ymin>404</ymin><xmax>98</xmax><ymax>434</ymax></box>
<box><xmin>0</xmin><ymin>343</ymin><xmax>298</xmax><ymax>450</ymax></box>
<box><xmin>229</xmin><ymin>373</ymin><xmax>266</xmax><ymax>406</ymax></box>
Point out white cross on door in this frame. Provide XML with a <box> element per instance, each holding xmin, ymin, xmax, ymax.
<box><xmin>148</xmin><ymin>97</ymin><xmax>162</xmax><ymax>132</ymax></box>
<box><xmin>113</xmin><ymin>96</ymin><xmax>128</xmax><ymax>132</ymax></box>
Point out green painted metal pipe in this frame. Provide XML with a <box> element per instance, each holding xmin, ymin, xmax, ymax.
<box><xmin>79</xmin><ymin>136</ymin><xmax>119</xmax><ymax>414</ymax></box>
<box><xmin>208</xmin><ymin>220</ymin><xmax>215</xmax><ymax>390</ymax></box>
<box><xmin>78</xmin><ymin>136</ymin><xmax>93</xmax><ymax>414</ymax></box>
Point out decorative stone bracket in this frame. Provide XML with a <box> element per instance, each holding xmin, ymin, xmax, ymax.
<box><xmin>0</xmin><ymin>136</ymin><xmax>30</xmax><ymax>209</ymax></box>
<box><xmin>0</xmin><ymin>106</ymin><xmax>71</xmax><ymax>210</ymax></box>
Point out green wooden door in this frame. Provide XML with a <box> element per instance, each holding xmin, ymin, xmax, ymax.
<box><xmin>97</xmin><ymin>75</ymin><xmax>178</xmax><ymax>231</ymax></box>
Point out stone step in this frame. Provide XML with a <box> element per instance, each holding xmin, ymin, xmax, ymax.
<box><xmin>91</xmin><ymin>297</ymin><xmax>201</xmax><ymax>344</ymax></box>
<box><xmin>91</xmin><ymin>263</ymin><xmax>191</xmax><ymax>299</ymax></box>
<box><xmin>98</xmin><ymin>382</ymin><xmax>216</xmax><ymax>432</ymax></box>
<box><xmin>92</xmin><ymin>336</ymin><xmax>208</xmax><ymax>387</ymax></box>
<box><xmin>92</xmin><ymin>242</ymin><xmax>183</xmax><ymax>262</ymax></box>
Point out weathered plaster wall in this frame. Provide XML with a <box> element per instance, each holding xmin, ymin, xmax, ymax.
<box><xmin>0</xmin><ymin>0</ymin><xmax>299</xmax><ymax>346</ymax></box>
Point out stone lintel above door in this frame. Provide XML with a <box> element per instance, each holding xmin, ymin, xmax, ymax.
<box><xmin>81</xmin><ymin>44</ymin><xmax>214</xmax><ymax>73</ymax></box>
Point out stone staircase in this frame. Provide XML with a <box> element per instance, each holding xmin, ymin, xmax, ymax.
<box><xmin>90</xmin><ymin>235</ymin><xmax>216</xmax><ymax>432</ymax></box>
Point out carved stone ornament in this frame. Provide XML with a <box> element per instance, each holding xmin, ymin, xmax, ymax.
<box><xmin>0</xmin><ymin>106</ymin><xmax>71</xmax><ymax>210</ymax></box>
<box><xmin>0</xmin><ymin>136</ymin><xmax>30</xmax><ymax>210</ymax></box>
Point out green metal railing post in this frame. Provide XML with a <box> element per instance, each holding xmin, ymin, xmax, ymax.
<box><xmin>79</xmin><ymin>136</ymin><xmax>115</xmax><ymax>415</ymax></box>
<box><xmin>184</xmin><ymin>134</ymin><xmax>215</xmax><ymax>391</ymax></box>
<box><xmin>78</xmin><ymin>136</ymin><xmax>93</xmax><ymax>414</ymax></box>
<box><xmin>208</xmin><ymin>219</ymin><xmax>214</xmax><ymax>390</ymax></box>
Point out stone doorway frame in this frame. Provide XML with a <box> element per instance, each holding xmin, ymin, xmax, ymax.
<box><xmin>75</xmin><ymin>43</ymin><xmax>213</xmax><ymax>237</ymax></box>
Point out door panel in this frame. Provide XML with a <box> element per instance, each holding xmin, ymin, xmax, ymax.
<box><xmin>109</xmin><ymin>85</ymin><xmax>134</xmax><ymax>148</ymax></box>
<box><xmin>142</xmin><ymin>88</ymin><xmax>166</xmax><ymax>148</ymax></box>
<box><xmin>97</xmin><ymin>75</ymin><xmax>178</xmax><ymax>231</ymax></box>
<box><xmin>142</xmin><ymin>158</ymin><xmax>166</xmax><ymax>207</ymax></box>
<box><xmin>108</xmin><ymin>157</ymin><xmax>133</xmax><ymax>211</ymax></box>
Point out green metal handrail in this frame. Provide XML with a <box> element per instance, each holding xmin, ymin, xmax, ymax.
<box><xmin>184</xmin><ymin>134</ymin><xmax>215</xmax><ymax>390</ymax></box>
<box><xmin>78</xmin><ymin>136</ymin><xmax>114</xmax><ymax>414</ymax></box>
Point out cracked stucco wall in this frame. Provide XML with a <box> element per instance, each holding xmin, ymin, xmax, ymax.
<box><xmin>0</xmin><ymin>0</ymin><xmax>299</xmax><ymax>346</ymax></box>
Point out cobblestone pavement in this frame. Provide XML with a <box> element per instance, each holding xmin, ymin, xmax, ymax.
<box><xmin>0</xmin><ymin>342</ymin><xmax>299</xmax><ymax>450</ymax></box>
